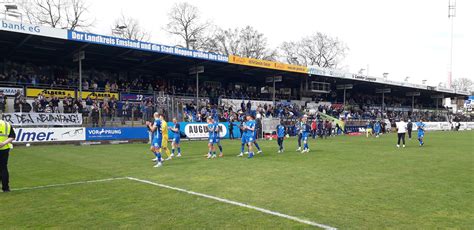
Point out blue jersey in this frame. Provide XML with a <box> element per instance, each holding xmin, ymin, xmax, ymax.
<box><xmin>299</xmin><ymin>122</ymin><xmax>305</xmax><ymax>134</ymax></box>
<box><xmin>416</xmin><ymin>122</ymin><xmax>425</xmax><ymax>134</ymax></box>
<box><xmin>367</xmin><ymin>123</ymin><xmax>373</xmax><ymax>129</ymax></box>
<box><xmin>213</xmin><ymin>122</ymin><xmax>221</xmax><ymax>140</ymax></box>
<box><xmin>171</xmin><ymin>123</ymin><xmax>180</xmax><ymax>134</ymax></box>
<box><xmin>302</xmin><ymin>124</ymin><xmax>311</xmax><ymax>137</ymax></box>
<box><xmin>171</xmin><ymin>123</ymin><xmax>180</xmax><ymax>142</ymax></box>
<box><xmin>208</xmin><ymin>123</ymin><xmax>215</xmax><ymax>139</ymax></box>
<box><xmin>244</xmin><ymin>120</ymin><xmax>255</xmax><ymax>136</ymax></box>
<box><xmin>153</xmin><ymin>119</ymin><xmax>162</xmax><ymax>139</ymax></box>
<box><xmin>277</xmin><ymin>125</ymin><xmax>285</xmax><ymax>138</ymax></box>
<box><xmin>374</xmin><ymin>122</ymin><xmax>381</xmax><ymax>132</ymax></box>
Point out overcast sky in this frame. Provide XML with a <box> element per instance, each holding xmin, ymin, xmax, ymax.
<box><xmin>88</xmin><ymin>0</ymin><xmax>473</xmax><ymax>86</ymax></box>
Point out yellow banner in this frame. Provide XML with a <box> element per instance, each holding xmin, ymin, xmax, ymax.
<box><xmin>228</xmin><ymin>55</ymin><xmax>308</xmax><ymax>74</ymax></box>
<box><xmin>80</xmin><ymin>91</ymin><xmax>119</xmax><ymax>100</ymax></box>
<box><xmin>26</xmin><ymin>88</ymin><xmax>75</xmax><ymax>99</ymax></box>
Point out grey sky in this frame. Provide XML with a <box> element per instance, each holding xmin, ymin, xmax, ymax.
<box><xmin>89</xmin><ymin>0</ymin><xmax>473</xmax><ymax>86</ymax></box>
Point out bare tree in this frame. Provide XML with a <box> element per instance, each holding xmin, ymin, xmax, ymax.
<box><xmin>452</xmin><ymin>78</ymin><xmax>473</xmax><ymax>92</ymax></box>
<box><xmin>203</xmin><ymin>26</ymin><xmax>276</xmax><ymax>60</ymax></box>
<box><xmin>279</xmin><ymin>32</ymin><xmax>348</xmax><ymax>68</ymax></box>
<box><xmin>65</xmin><ymin>0</ymin><xmax>93</xmax><ymax>30</ymax></box>
<box><xmin>201</xmin><ymin>27</ymin><xmax>240</xmax><ymax>55</ymax></box>
<box><xmin>111</xmin><ymin>13</ymin><xmax>150</xmax><ymax>41</ymax></box>
<box><xmin>19</xmin><ymin>0</ymin><xmax>93</xmax><ymax>30</ymax></box>
<box><xmin>280</xmin><ymin>41</ymin><xmax>302</xmax><ymax>64</ymax></box>
<box><xmin>165</xmin><ymin>2</ymin><xmax>209</xmax><ymax>49</ymax></box>
<box><xmin>239</xmin><ymin>26</ymin><xmax>276</xmax><ymax>60</ymax></box>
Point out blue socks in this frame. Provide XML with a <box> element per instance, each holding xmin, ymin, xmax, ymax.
<box><xmin>241</xmin><ymin>143</ymin><xmax>245</xmax><ymax>153</ymax></box>
<box><xmin>218</xmin><ymin>145</ymin><xmax>223</xmax><ymax>153</ymax></box>
<box><xmin>255</xmin><ymin>142</ymin><xmax>261</xmax><ymax>151</ymax></box>
<box><xmin>172</xmin><ymin>149</ymin><xmax>175</xmax><ymax>154</ymax></box>
<box><xmin>177</xmin><ymin>147</ymin><xmax>181</xmax><ymax>154</ymax></box>
<box><xmin>248</xmin><ymin>152</ymin><xmax>254</xmax><ymax>158</ymax></box>
<box><xmin>304</xmin><ymin>143</ymin><xmax>308</xmax><ymax>150</ymax></box>
<box><xmin>155</xmin><ymin>152</ymin><xmax>162</xmax><ymax>161</ymax></box>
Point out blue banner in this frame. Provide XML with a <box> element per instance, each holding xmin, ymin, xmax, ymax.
<box><xmin>68</xmin><ymin>30</ymin><xmax>228</xmax><ymax>63</ymax></box>
<box><xmin>85</xmin><ymin>127</ymin><xmax>148</xmax><ymax>141</ymax></box>
<box><xmin>85</xmin><ymin>122</ymin><xmax>244</xmax><ymax>141</ymax></box>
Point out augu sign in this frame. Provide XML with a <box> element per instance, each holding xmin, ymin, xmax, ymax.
<box><xmin>184</xmin><ymin>123</ymin><xmax>228</xmax><ymax>139</ymax></box>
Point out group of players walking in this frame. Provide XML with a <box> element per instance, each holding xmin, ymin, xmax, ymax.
<box><xmin>146</xmin><ymin>113</ymin><xmax>182</xmax><ymax>168</ymax></box>
<box><xmin>366</xmin><ymin>118</ymin><xmax>426</xmax><ymax>147</ymax></box>
<box><xmin>145</xmin><ymin>111</ymin><xmax>427</xmax><ymax>168</ymax></box>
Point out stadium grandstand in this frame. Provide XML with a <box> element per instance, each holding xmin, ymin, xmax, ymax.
<box><xmin>0</xmin><ymin>19</ymin><xmax>471</xmax><ymax>129</ymax></box>
<box><xmin>1</xmin><ymin>6</ymin><xmax>474</xmax><ymax>229</ymax></box>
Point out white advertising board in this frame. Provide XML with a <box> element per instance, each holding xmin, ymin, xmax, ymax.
<box><xmin>13</xmin><ymin>127</ymin><xmax>85</xmax><ymax>143</ymax></box>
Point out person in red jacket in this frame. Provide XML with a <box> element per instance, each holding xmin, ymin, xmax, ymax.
<box><xmin>311</xmin><ymin>119</ymin><xmax>317</xmax><ymax>139</ymax></box>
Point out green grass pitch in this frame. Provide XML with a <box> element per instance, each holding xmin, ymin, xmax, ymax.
<box><xmin>0</xmin><ymin>131</ymin><xmax>473</xmax><ymax>229</ymax></box>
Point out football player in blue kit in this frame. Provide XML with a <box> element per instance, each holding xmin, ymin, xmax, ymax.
<box><xmin>252</xmin><ymin>118</ymin><xmax>263</xmax><ymax>154</ymax></box>
<box><xmin>206</xmin><ymin>117</ymin><xmax>217</xmax><ymax>159</ymax></box>
<box><xmin>374</xmin><ymin>120</ymin><xmax>382</xmax><ymax>138</ymax></box>
<box><xmin>244</xmin><ymin>115</ymin><xmax>257</xmax><ymax>158</ymax></box>
<box><xmin>416</xmin><ymin>119</ymin><xmax>426</xmax><ymax>146</ymax></box>
<box><xmin>238</xmin><ymin>115</ymin><xmax>257</xmax><ymax>158</ymax></box>
<box><xmin>213</xmin><ymin>119</ymin><xmax>224</xmax><ymax>157</ymax></box>
<box><xmin>169</xmin><ymin>118</ymin><xmax>182</xmax><ymax>157</ymax></box>
<box><xmin>276</xmin><ymin>121</ymin><xmax>286</xmax><ymax>153</ymax></box>
<box><xmin>146</xmin><ymin>112</ymin><xmax>163</xmax><ymax>168</ymax></box>
<box><xmin>237</xmin><ymin>119</ymin><xmax>248</xmax><ymax>157</ymax></box>
<box><xmin>301</xmin><ymin>116</ymin><xmax>311</xmax><ymax>153</ymax></box>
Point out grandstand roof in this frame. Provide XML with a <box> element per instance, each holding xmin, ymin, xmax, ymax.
<box><xmin>0</xmin><ymin>19</ymin><xmax>470</xmax><ymax>98</ymax></box>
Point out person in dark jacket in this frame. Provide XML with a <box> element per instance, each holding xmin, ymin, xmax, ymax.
<box><xmin>407</xmin><ymin>120</ymin><xmax>413</xmax><ymax>139</ymax></box>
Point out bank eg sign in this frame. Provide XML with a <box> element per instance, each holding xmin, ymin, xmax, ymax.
<box><xmin>1</xmin><ymin>20</ymin><xmax>40</xmax><ymax>33</ymax></box>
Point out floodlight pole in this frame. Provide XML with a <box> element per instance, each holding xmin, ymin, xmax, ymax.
<box><xmin>73</xmin><ymin>51</ymin><xmax>85</xmax><ymax>99</ymax></box>
<box><xmin>448</xmin><ymin>0</ymin><xmax>456</xmax><ymax>88</ymax></box>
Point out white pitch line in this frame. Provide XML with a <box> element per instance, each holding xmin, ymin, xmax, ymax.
<box><xmin>11</xmin><ymin>177</ymin><xmax>127</xmax><ymax>191</ymax></box>
<box><xmin>126</xmin><ymin>177</ymin><xmax>337</xmax><ymax>230</ymax></box>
